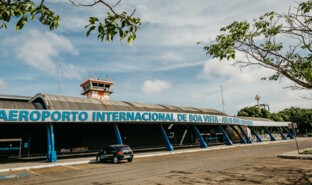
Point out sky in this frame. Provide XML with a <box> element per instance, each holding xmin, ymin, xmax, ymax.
<box><xmin>0</xmin><ymin>0</ymin><xmax>311</xmax><ymax>115</ymax></box>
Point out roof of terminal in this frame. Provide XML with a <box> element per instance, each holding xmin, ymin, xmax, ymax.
<box><xmin>0</xmin><ymin>94</ymin><xmax>31</xmax><ymax>101</ymax></box>
<box><xmin>35</xmin><ymin>94</ymin><xmax>227</xmax><ymax>116</ymax></box>
<box><xmin>0</xmin><ymin>94</ymin><xmax>35</xmax><ymax>109</ymax></box>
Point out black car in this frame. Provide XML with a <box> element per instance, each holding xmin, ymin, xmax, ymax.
<box><xmin>96</xmin><ymin>144</ymin><xmax>134</xmax><ymax>164</ymax></box>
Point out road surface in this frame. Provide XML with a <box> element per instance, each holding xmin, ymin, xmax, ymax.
<box><xmin>1</xmin><ymin>139</ymin><xmax>312</xmax><ymax>185</ymax></box>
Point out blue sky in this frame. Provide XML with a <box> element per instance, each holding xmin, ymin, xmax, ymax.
<box><xmin>0</xmin><ymin>0</ymin><xmax>311</xmax><ymax>115</ymax></box>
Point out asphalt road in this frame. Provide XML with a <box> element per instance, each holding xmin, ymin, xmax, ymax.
<box><xmin>1</xmin><ymin>139</ymin><xmax>312</xmax><ymax>185</ymax></box>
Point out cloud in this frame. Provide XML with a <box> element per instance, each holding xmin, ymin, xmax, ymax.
<box><xmin>199</xmin><ymin>52</ymin><xmax>276</xmax><ymax>83</ymax></box>
<box><xmin>161</xmin><ymin>51</ymin><xmax>185</xmax><ymax>62</ymax></box>
<box><xmin>94</xmin><ymin>49</ymin><xmax>205</xmax><ymax>73</ymax></box>
<box><xmin>194</xmin><ymin>53</ymin><xmax>312</xmax><ymax>115</ymax></box>
<box><xmin>0</xmin><ymin>79</ymin><xmax>6</xmax><ymax>88</ymax></box>
<box><xmin>3</xmin><ymin>29</ymin><xmax>81</xmax><ymax>79</ymax></box>
<box><xmin>61</xmin><ymin>63</ymin><xmax>86</xmax><ymax>80</ymax></box>
<box><xmin>142</xmin><ymin>80</ymin><xmax>171</xmax><ymax>94</ymax></box>
<box><xmin>60</xmin><ymin>15</ymin><xmax>88</xmax><ymax>32</ymax></box>
<box><xmin>128</xmin><ymin>0</ymin><xmax>297</xmax><ymax>47</ymax></box>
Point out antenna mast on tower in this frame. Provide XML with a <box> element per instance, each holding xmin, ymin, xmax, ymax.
<box><xmin>255</xmin><ymin>93</ymin><xmax>261</xmax><ymax>107</ymax></box>
<box><xmin>93</xmin><ymin>65</ymin><xmax>98</xmax><ymax>79</ymax></box>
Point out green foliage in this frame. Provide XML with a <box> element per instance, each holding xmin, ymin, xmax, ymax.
<box><xmin>237</xmin><ymin>106</ymin><xmax>312</xmax><ymax>134</ymax></box>
<box><xmin>302</xmin><ymin>149</ymin><xmax>312</xmax><ymax>154</ymax></box>
<box><xmin>277</xmin><ymin>107</ymin><xmax>312</xmax><ymax>134</ymax></box>
<box><xmin>201</xmin><ymin>0</ymin><xmax>312</xmax><ymax>90</ymax></box>
<box><xmin>0</xmin><ymin>0</ymin><xmax>141</xmax><ymax>45</ymax></box>
<box><xmin>299</xmin><ymin>1</ymin><xmax>312</xmax><ymax>13</ymax></box>
<box><xmin>270</xmin><ymin>113</ymin><xmax>284</xmax><ymax>122</ymax></box>
<box><xmin>204</xmin><ymin>21</ymin><xmax>250</xmax><ymax>61</ymax></box>
<box><xmin>85</xmin><ymin>12</ymin><xmax>141</xmax><ymax>45</ymax></box>
<box><xmin>0</xmin><ymin>0</ymin><xmax>60</xmax><ymax>30</ymax></box>
<box><xmin>307</xmin><ymin>133</ymin><xmax>312</xmax><ymax>137</ymax></box>
<box><xmin>237</xmin><ymin>106</ymin><xmax>270</xmax><ymax>118</ymax></box>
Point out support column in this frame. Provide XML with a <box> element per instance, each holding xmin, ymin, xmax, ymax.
<box><xmin>114</xmin><ymin>124</ymin><xmax>123</xmax><ymax>145</ymax></box>
<box><xmin>179</xmin><ymin>128</ymin><xmax>188</xmax><ymax>146</ymax></box>
<box><xmin>218</xmin><ymin>125</ymin><xmax>233</xmax><ymax>145</ymax></box>
<box><xmin>238</xmin><ymin>126</ymin><xmax>252</xmax><ymax>144</ymax></box>
<box><xmin>192</xmin><ymin>125</ymin><xmax>208</xmax><ymax>148</ymax></box>
<box><xmin>159</xmin><ymin>124</ymin><xmax>174</xmax><ymax>151</ymax></box>
<box><xmin>47</xmin><ymin>123</ymin><xmax>57</xmax><ymax>162</ymax></box>
<box><xmin>276</xmin><ymin>127</ymin><xmax>287</xmax><ymax>140</ymax></box>
<box><xmin>264</xmin><ymin>127</ymin><xmax>276</xmax><ymax>141</ymax></box>
<box><xmin>283</xmin><ymin>127</ymin><xmax>294</xmax><ymax>139</ymax></box>
<box><xmin>230</xmin><ymin>125</ymin><xmax>246</xmax><ymax>144</ymax></box>
<box><xmin>248</xmin><ymin>126</ymin><xmax>263</xmax><ymax>142</ymax></box>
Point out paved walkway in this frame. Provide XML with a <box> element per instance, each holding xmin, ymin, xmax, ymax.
<box><xmin>278</xmin><ymin>148</ymin><xmax>312</xmax><ymax>160</ymax></box>
<box><xmin>0</xmin><ymin>139</ymin><xmax>310</xmax><ymax>173</ymax></box>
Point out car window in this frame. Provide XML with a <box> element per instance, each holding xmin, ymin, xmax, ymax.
<box><xmin>103</xmin><ymin>147</ymin><xmax>110</xmax><ymax>153</ymax></box>
<box><xmin>110</xmin><ymin>147</ymin><xmax>117</xmax><ymax>153</ymax></box>
<box><xmin>121</xmin><ymin>146</ymin><xmax>131</xmax><ymax>151</ymax></box>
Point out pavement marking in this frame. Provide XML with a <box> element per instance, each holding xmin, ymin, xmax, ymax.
<box><xmin>26</xmin><ymin>169</ymin><xmax>39</xmax><ymax>176</ymax></box>
<box><xmin>63</xmin><ymin>165</ymin><xmax>81</xmax><ymax>170</ymax></box>
<box><xmin>0</xmin><ymin>173</ymin><xmax>29</xmax><ymax>180</ymax></box>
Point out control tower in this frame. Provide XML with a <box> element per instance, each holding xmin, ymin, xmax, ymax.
<box><xmin>80</xmin><ymin>78</ymin><xmax>114</xmax><ymax>100</ymax></box>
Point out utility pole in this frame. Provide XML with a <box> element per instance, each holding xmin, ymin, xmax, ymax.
<box><xmin>220</xmin><ymin>85</ymin><xmax>225</xmax><ymax>113</ymax></box>
<box><xmin>57</xmin><ymin>63</ymin><xmax>62</xmax><ymax>94</ymax></box>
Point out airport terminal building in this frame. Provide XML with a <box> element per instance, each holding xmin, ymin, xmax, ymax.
<box><xmin>0</xmin><ymin>78</ymin><xmax>294</xmax><ymax>162</ymax></box>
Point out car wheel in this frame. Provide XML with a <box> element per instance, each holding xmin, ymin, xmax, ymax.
<box><xmin>113</xmin><ymin>156</ymin><xmax>119</xmax><ymax>164</ymax></box>
<box><xmin>127</xmin><ymin>158</ymin><xmax>133</xmax><ymax>162</ymax></box>
<box><xmin>96</xmin><ymin>156</ymin><xmax>101</xmax><ymax>163</ymax></box>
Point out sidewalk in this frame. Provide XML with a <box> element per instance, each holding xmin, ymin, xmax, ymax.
<box><xmin>0</xmin><ymin>139</ymin><xmax>310</xmax><ymax>173</ymax></box>
<box><xmin>278</xmin><ymin>148</ymin><xmax>312</xmax><ymax>160</ymax></box>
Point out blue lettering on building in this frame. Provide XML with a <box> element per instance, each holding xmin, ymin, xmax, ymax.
<box><xmin>8</xmin><ymin>110</ymin><xmax>18</xmax><ymax>121</ymax></box>
<box><xmin>62</xmin><ymin>111</ymin><xmax>71</xmax><ymax>121</ymax></box>
<box><xmin>0</xmin><ymin>109</ymin><xmax>255</xmax><ymax>127</ymax></box>
<box><xmin>0</xmin><ymin>110</ymin><xmax>7</xmax><ymax>121</ymax></box>
<box><xmin>19</xmin><ymin>111</ymin><xmax>29</xmax><ymax>121</ymax></box>
<box><xmin>42</xmin><ymin>111</ymin><xmax>51</xmax><ymax>121</ymax></box>
<box><xmin>51</xmin><ymin>111</ymin><xmax>61</xmax><ymax>121</ymax></box>
<box><xmin>30</xmin><ymin>111</ymin><xmax>40</xmax><ymax>121</ymax></box>
<box><xmin>78</xmin><ymin>112</ymin><xmax>88</xmax><ymax>121</ymax></box>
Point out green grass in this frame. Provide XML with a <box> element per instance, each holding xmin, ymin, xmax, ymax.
<box><xmin>302</xmin><ymin>149</ymin><xmax>312</xmax><ymax>154</ymax></box>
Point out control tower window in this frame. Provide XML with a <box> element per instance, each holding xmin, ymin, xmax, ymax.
<box><xmin>83</xmin><ymin>84</ymin><xmax>90</xmax><ymax>91</ymax></box>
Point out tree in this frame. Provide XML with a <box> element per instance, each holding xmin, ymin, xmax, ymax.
<box><xmin>270</xmin><ymin>113</ymin><xmax>284</xmax><ymax>122</ymax></box>
<box><xmin>237</xmin><ymin>106</ymin><xmax>312</xmax><ymax>134</ymax></box>
<box><xmin>0</xmin><ymin>0</ymin><xmax>141</xmax><ymax>45</ymax></box>
<box><xmin>201</xmin><ymin>1</ymin><xmax>312</xmax><ymax>90</ymax></box>
<box><xmin>237</xmin><ymin>106</ymin><xmax>271</xmax><ymax>118</ymax></box>
<box><xmin>277</xmin><ymin>107</ymin><xmax>312</xmax><ymax>134</ymax></box>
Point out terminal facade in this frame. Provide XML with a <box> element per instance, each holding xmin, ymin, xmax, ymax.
<box><xmin>0</xmin><ymin>78</ymin><xmax>294</xmax><ymax>162</ymax></box>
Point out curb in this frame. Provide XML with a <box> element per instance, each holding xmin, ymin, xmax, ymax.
<box><xmin>0</xmin><ymin>160</ymin><xmax>92</xmax><ymax>173</ymax></box>
<box><xmin>277</xmin><ymin>147</ymin><xmax>312</xmax><ymax>160</ymax></box>
<box><xmin>277</xmin><ymin>154</ymin><xmax>312</xmax><ymax>160</ymax></box>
